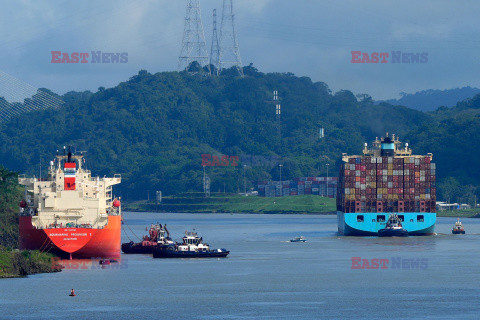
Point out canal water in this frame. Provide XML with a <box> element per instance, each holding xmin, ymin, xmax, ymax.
<box><xmin>1</xmin><ymin>213</ymin><xmax>479</xmax><ymax>319</ymax></box>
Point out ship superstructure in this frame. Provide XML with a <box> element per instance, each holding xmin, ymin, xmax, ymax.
<box><xmin>337</xmin><ymin>134</ymin><xmax>436</xmax><ymax>236</ymax></box>
<box><xmin>18</xmin><ymin>148</ymin><xmax>122</xmax><ymax>258</ymax></box>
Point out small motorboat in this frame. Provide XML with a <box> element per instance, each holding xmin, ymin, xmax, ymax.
<box><xmin>153</xmin><ymin>231</ymin><xmax>229</xmax><ymax>258</ymax></box>
<box><xmin>452</xmin><ymin>218</ymin><xmax>465</xmax><ymax>234</ymax></box>
<box><xmin>378</xmin><ymin>214</ymin><xmax>408</xmax><ymax>237</ymax></box>
<box><xmin>99</xmin><ymin>259</ymin><xmax>111</xmax><ymax>265</ymax></box>
<box><xmin>290</xmin><ymin>236</ymin><xmax>306</xmax><ymax>242</ymax></box>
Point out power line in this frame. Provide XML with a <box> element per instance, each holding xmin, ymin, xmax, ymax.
<box><xmin>0</xmin><ymin>70</ymin><xmax>63</xmax><ymax>122</ymax></box>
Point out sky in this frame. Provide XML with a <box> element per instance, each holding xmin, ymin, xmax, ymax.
<box><xmin>1</xmin><ymin>0</ymin><xmax>480</xmax><ymax>102</ymax></box>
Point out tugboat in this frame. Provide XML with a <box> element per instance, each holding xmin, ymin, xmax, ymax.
<box><xmin>152</xmin><ymin>231</ymin><xmax>229</xmax><ymax>258</ymax></box>
<box><xmin>290</xmin><ymin>236</ymin><xmax>306</xmax><ymax>242</ymax></box>
<box><xmin>452</xmin><ymin>218</ymin><xmax>466</xmax><ymax>234</ymax></box>
<box><xmin>122</xmin><ymin>223</ymin><xmax>173</xmax><ymax>254</ymax></box>
<box><xmin>378</xmin><ymin>214</ymin><xmax>409</xmax><ymax>237</ymax></box>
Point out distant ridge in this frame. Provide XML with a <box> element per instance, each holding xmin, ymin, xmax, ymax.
<box><xmin>378</xmin><ymin>86</ymin><xmax>480</xmax><ymax>112</ymax></box>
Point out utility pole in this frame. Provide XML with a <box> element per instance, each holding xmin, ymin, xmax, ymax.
<box><xmin>243</xmin><ymin>164</ymin><xmax>247</xmax><ymax>196</ymax></box>
<box><xmin>210</xmin><ymin>9</ymin><xmax>220</xmax><ymax>74</ymax></box>
<box><xmin>203</xmin><ymin>165</ymin><xmax>210</xmax><ymax>198</ymax></box>
<box><xmin>218</xmin><ymin>0</ymin><xmax>243</xmax><ymax>76</ymax></box>
<box><xmin>326</xmin><ymin>163</ymin><xmax>329</xmax><ymax>197</ymax></box>
<box><xmin>279</xmin><ymin>164</ymin><xmax>283</xmax><ymax>197</ymax></box>
<box><xmin>179</xmin><ymin>0</ymin><xmax>210</xmax><ymax>73</ymax></box>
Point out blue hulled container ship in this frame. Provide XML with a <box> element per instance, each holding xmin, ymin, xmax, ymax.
<box><xmin>337</xmin><ymin>134</ymin><xmax>436</xmax><ymax>236</ymax></box>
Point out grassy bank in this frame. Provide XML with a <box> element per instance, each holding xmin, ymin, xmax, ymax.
<box><xmin>125</xmin><ymin>193</ymin><xmax>480</xmax><ymax>218</ymax></box>
<box><xmin>124</xmin><ymin>193</ymin><xmax>336</xmax><ymax>214</ymax></box>
<box><xmin>0</xmin><ymin>248</ymin><xmax>62</xmax><ymax>278</ymax></box>
<box><xmin>436</xmin><ymin>209</ymin><xmax>480</xmax><ymax>218</ymax></box>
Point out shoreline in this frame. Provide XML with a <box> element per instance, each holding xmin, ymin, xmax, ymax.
<box><xmin>124</xmin><ymin>204</ymin><xmax>479</xmax><ymax>218</ymax></box>
<box><xmin>0</xmin><ymin>249</ymin><xmax>62</xmax><ymax>279</ymax></box>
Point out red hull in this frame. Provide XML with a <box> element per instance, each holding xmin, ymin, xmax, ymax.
<box><xmin>19</xmin><ymin>216</ymin><xmax>121</xmax><ymax>259</ymax></box>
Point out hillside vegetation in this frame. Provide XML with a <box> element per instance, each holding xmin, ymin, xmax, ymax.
<box><xmin>0</xmin><ymin>66</ymin><xmax>478</xmax><ymax>204</ymax></box>
<box><xmin>0</xmin><ymin>166</ymin><xmax>21</xmax><ymax>248</ymax></box>
<box><xmin>380</xmin><ymin>87</ymin><xmax>480</xmax><ymax>111</ymax></box>
<box><xmin>0</xmin><ymin>166</ymin><xmax>61</xmax><ymax>278</ymax></box>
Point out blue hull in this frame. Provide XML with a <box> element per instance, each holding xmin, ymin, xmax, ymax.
<box><xmin>337</xmin><ymin>211</ymin><xmax>436</xmax><ymax>236</ymax></box>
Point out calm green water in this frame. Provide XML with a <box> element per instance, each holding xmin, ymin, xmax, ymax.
<box><xmin>1</xmin><ymin>213</ymin><xmax>479</xmax><ymax>319</ymax></box>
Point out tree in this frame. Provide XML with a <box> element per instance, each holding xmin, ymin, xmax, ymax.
<box><xmin>438</xmin><ymin>177</ymin><xmax>460</xmax><ymax>203</ymax></box>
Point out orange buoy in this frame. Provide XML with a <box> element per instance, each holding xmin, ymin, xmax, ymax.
<box><xmin>69</xmin><ymin>289</ymin><xmax>76</xmax><ymax>296</ymax></box>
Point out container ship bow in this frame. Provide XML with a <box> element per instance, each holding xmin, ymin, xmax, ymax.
<box><xmin>337</xmin><ymin>134</ymin><xmax>436</xmax><ymax>236</ymax></box>
<box><xmin>18</xmin><ymin>148</ymin><xmax>122</xmax><ymax>259</ymax></box>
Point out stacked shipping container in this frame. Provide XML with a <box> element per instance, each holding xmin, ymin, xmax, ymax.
<box><xmin>337</xmin><ymin>156</ymin><xmax>436</xmax><ymax>214</ymax></box>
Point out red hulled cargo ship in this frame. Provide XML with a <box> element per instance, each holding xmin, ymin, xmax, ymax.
<box><xmin>18</xmin><ymin>148</ymin><xmax>122</xmax><ymax>259</ymax></box>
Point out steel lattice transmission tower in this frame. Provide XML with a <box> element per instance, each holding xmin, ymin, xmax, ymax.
<box><xmin>209</xmin><ymin>9</ymin><xmax>220</xmax><ymax>75</ymax></box>
<box><xmin>178</xmin><ymin>0</ymin><xmax>210</xmax><ymax>73</ymax></box>
<box><xmin>217</xmin><ymin>0</ymin><xmax>243</xmax><ymax>76</ymax></box>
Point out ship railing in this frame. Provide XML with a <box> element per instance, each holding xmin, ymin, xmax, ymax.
<box><xmin>33</xmin><ymin>221</ymin><xmax>105</xmax><ymax>229</ymax></box>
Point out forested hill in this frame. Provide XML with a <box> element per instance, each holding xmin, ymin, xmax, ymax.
<box><xmin>0</xmin><ymin>66</ymin><xmax>476</xmax><ymax>202</ymax></box>
<box><xmin>380</xmin><ymin>87</ymin><xmax>480</xmax><ymax>112</ymax></box>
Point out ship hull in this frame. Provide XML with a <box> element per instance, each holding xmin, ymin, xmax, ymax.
<box><xmin>152</xmin><ymin>250</ymin><xmax>230</xmax><ymax>258</ymax></box>
<box><xmin>19</xmin><ymin>215</ymin><xmax>121</xmax><ymax>258</ymax></box>
<box><xmin>337</xmin><ymin>211</ymin><xmax>436</xmax><ymax>236</ymax></box>
<box><xmin>121</xmin><ymin>242</ymin><xmax>156</xmax><ymax>254</ymax></box>
<box><xmin>152</xmin><ymin>245</ymin><xmax>229</xmax><ymax>258</ymax></box>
